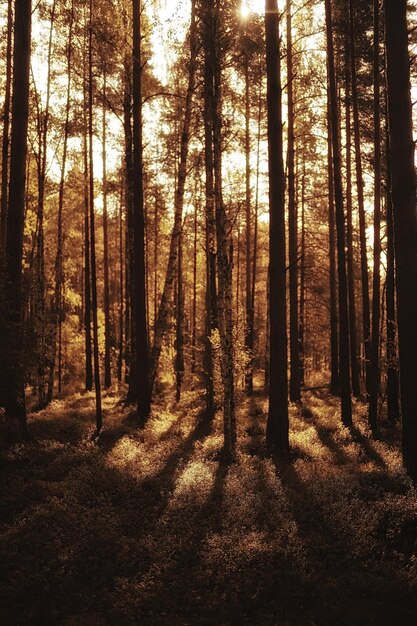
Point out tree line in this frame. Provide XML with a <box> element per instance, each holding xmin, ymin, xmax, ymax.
<box><xmin>1</xmin><ymin>0</ymin><xmax>417</xmax><ymax>480</ymax></box>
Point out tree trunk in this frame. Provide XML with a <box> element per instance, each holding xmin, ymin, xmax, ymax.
<box><xmin>89</xmin><ymin>0</ymin><xmax>102</xmax><ymax>432</ymax></box>
<box><xmin>327</xmin><ymin>88</ymin><xmax>339</xmax><ymax>395</ymax></box>
<box><xmin>244</xmin><ymin>57</ymin><xmax>254</xmax><ymax>393</ymax></box>
<box><xmin>1</xmin><ymin>0</ymin><xmax>32</xmax><ymax>437</ymax></box>
<box><xmin>287</xmin><ymin>0</ymin><xmax>301</xmax><ymax>403</ymax></box>
<box><xmin>368</xmin><ymin>0</ymin><xmax>381</xmax><ymax>433</ymax></box>
<box><xmin>344</xmin><ymin>51</ymin><xmax>360</xmax><ymax>398</ymax></box>
<box><xmin>349</xmin><ymin>0</ymin><xmax>371</xmax><ymax>396</ymax></box>
<box><xmin>385</xmin><ymin>105</ymin><xmax>400</xmax><ymax>424</ymax></box>
<box><xmin>265</xmin><ymin>0</ymin><xmax>289</xmax><ymax>453</ymax></box>
<box><xmin>0</xmin><ymin>0</ymin><xmax>13</xmax><ymax>260</ymax></box>
<box><xmin>83</xmin><ymin>23</ymin><xmax>93</xmax><ymax>393</ymax></box>
<box><xmin>210</xmin><ymin>0</ymin><xmax>236</xmax><ymax>457</ymax></box>
<box><xmin>385</xmin><ymin>0</ymin><xmax>417</xmax><ymax>481</ymax></box>
<box><xmin>325</xmin><ymin>0</ymin><xmax>352</xmax><ymax>427</ymax></box>
<box><xmin>148</xmin><ymin>0</ymin><xmax>197</xmax><ymax>396</ymax></box>
<box><xmin>46</xmin><ymin>0</ymin><xmax>74</xmax><ymax>404</ymax></box>
<box><xmin>175</xmin><ymin>221</ymin><xmax>184</xmax><ymax>402</ymax></box>
<box><xmin>102</xmin><ymin>69</ymin><xmax>112</xmax><ymax>389</ymax></box>
<box><xmin>132</xmin><ymin>0</ymin><xmax>150</xmax><ymax>420</ymax></box>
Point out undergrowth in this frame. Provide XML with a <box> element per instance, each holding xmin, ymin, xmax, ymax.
<box><xmin>1</xmin><ymin>387</ymin><xmax>417</xmax><ymax>625</ymax></box>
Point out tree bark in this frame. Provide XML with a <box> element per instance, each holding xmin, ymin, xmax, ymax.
<box><xmin>325</xmin><ymin>0</ymin><xmax>352</xmax><ymax>427</ymax></box>
<box><xmin>385</xmin><ymin>0</ymin><xmax>417</xmax><ymax>481</ymax></box>
<box><xmin>349</xmin><ymin>0</ymin><xmax>371</xmax><ymax>396</ymax></box>
<box><xmin>89</xmin><ymin>0</ymin><xmax>102</xmax><ymax>432</ymax></box>
<box><xmin>1</xmin><ymin>0</ymin><xmax>32</xmax><ymax>437</ymax></box>
<box><xmin>265</xmin><ymin>0</ymin><xmax>289</xmax><ymax>453</ymax></box>
<box><xmin>287</xmin><ymin>0</ymin><xmax>301</xmax><ymax>403</ymax></box>
<box><xmin>132</xmin><ymin>0</ymin><xmax>150</xmax><ymax>420</ymax></box>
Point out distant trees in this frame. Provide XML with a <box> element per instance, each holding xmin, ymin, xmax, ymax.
<box><xmin>1</xmin><ymin>0</ymin><xmax>417</xmax><ymax>480</ymax></box>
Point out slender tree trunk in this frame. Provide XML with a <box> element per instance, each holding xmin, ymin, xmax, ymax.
<box><xmin>299</xmin><ymin>156</ymin><xmax>306</xmax><ymax>386</ymax></box>
<box><xmin>101</xmin><ymin>69</ymin><xmax>112</xmax><ymax>388</ymax></box>
<box><xmin>325</xmin><ymin>0</ymin><xmax>352</xmax><ymax>427</ymax></box>
<box><xmin>244</xmin><ymin>57</ymin><xmax>254</xmax><ymax>393</ymax></box>
<box><xmin>149</xmin><ymin>0</ymin><xmax>197</xmax><ymax>396</ymax></box>
<box><xmin>47</xmin><ymin>0</ymin><xmax>74</xmax><ymax>404</ymax></box>
<box><xmin>123</xmin><ymin>54</ymin><xmax>137</xmax><ymax>402</ymax></box>
<box><xmin>385</xmin><ymin>0</ymin><xmax>417</xmax><ymax>481</ymax></box>
<box><xmin>175</xmin><ymin>221</ymin><xmax>184</xmax><ymax>402</ymax></box>
<box><xmin>327</xmin><ymin>90</ymin><xmax>339</xmax><ymax>395</ymax></box>
<box><xmin>89</xmin><ymin>0</ymin><xmax>102</xmax><ymax>432</ymax></box>
<box><xmin>132</xmin><ymin>0</ymin><xmax>150</xmax><ymax>420</ymax></box>
<box><xmin>265</xmin><ymin>0</ymin><xmax>289</xmax><ymax>453</ymax></box>
<box><xmin>0</xmin><ymin>0</ymin><xmax>13</xmax><ymax>260</ymax></box>
<box><xmin>83</xmin><ymin>21</ymin><xmax>93</xmax><ymax>393</ymax></box>
<box><xmin>287</xmin><ymin>0</ymin><xmax>301</xmax><ymax>403</ymax></box>
<box><xmin>210</xmin><ymin>0</ymin><xmax>236</xmax><ymax>456</ymax></box>
<box><xmin>33</xmin><ymin>0</ymin><xmax>56</xmax><ymax>408</ymax></box>
<box><xmin>368</xmin><ymin>0</ymin><xmax>381</xmax><ymax>433</ymax></box>
<box><xmin>344</xmin><ymin>54</ymin><xmax>360</xmax><ymax>398</ymax></box>
<box><xmin>191</xmin><ymin>182</ymin><xmax>198</xmax><ymax>374</ymax></box>
<box><xmin>118</xmin><ymin>182</ymin><xmax>124</xmax><ymax>384</ymax></box>
<box><xmin>2</xmin><ymin>0</ymin><xmax>32</xmax><ymax>437</ymax></box>
<box><xmin>350</xmin><ymin>0</ymin><xmax>371</xmax><ymax>395</ymax></box>
<box><xmin>385</xmin><ymin>107</ymin><xmax>400</xmax><ymax>423</ymax></box>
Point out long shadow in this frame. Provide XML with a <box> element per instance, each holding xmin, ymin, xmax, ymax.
<box><xmin>269</xmin><ymin>455</ymin><xmax>417</xmax><ymax>626</ymax></box>
<box><xmin>349</xmin><ymin>425</ymin><xmax>387</xmax><ymax>470</ymax></box>
<box><xmin>122</xmin><ymin>458</ymin><xmax>229</xmax><ymax>624</ymax></box>
<box><xmin>2</xmin><ymin>409</ymin><xmax>215</xmax><ymax>624</ymax></box>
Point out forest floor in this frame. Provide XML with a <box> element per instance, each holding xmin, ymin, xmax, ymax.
<box><xmin>1</xmin><ymin>384</ymin><xmax>417</xmax><ymax>625</ymax></box>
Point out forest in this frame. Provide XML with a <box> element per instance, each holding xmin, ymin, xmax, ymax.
<box><xmin>1</xmin><ymin>0</ymin><xmax>417</xmax><ymax>623</ymax></box>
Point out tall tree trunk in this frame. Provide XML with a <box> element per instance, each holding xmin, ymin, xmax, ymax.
<box><xmin>327</xmin><ymin>89</ymin><xmax>339</xmax><ymax>395</ymax></box>
<box><xmin>102</xmin><ymin>69</ymin><xmax>112</xmax><ymax>389</ymax></box>
<box><xmin>212</xmin><ymin>0</ymin><xmax>236</xmax><ymax>457</ymax></box>
<box><xmin>287</xmin><ymin>0</ymin><xmax>301</xmax><ymax>403</ymax></box>
<box><xmin>1</xmin><ymin>0</ymin><xmax>32</xmax><ymax>437</ymax></box>
<box><xmin>89</xmin><ymin>0</ymin><xmax>102</xmax><ymax>432</ymax></box>
<box><xmin>299</xmin><ymin>156</ymin><xmax>306</xmax><ymax>386</ymax></box>
<box><xmin>149</xmin><ymin>0</ymin><xmax>197</xmax><ymax>396</ymax></box>
<box><xmin>350</xmin><ymin>0</ymin><xmax>371</xmax><ymax>395</ymax></box>
<box><xmin>385</xmin><ymin>107</ymin><xmax>400</xmax><ymax>423</ymax></box>
<box><xmin>132</xmin><ymin>0</ymin><xmax>150</xmax><ymax>420</ymax></box>
<box><xmin>368</xmin><ymin>0</ymin><xmax>381</xmax><ymax>433</ymax></box>
<box><xmin>83</xmin><ymin>18</ymin><xmax>93</xmax><ymax>393</ymax></box>
<box><xmin>325</xmin><ymin>0</ymin><xmax>352</xmax><ymax>427</ymax></box>
<box><xmin>344</xmin><ymin>52</ymin><xmax>360</xmax><ymax>398</ymax></box>
<box><xmin>47</xmin><ymin>0</ymin><xmax>74</xmax><ymax>404</ymax></box>
<box><xmin>244</xmin><ymin>55</ymin><xmax>254</xmax><ymax>393</ymax></box>
<box><xmin>265</xmin><ymin>0</ymin><xmax>289</xmax><ymax>453</ymax></box>
<box><xmin>0</xmin><ymin>0</ymin><xmax>13</xmax><ymax>260</ymax></box>
<box><xmin>175</xmin><ymin>221</ymin><xmax>184</xmax><ymax>402</ymax></box>
<box><xmin>123</xmin><ymin>53</ymin><xmax>137</xmax><ymax>402</ymax></box>
<box><xmin>191</xmin><ymin>180</ymin><xmax>198</xmax><ymax>374</ymax></box>
<box><xmin>33</xmin><ymin>0</ymin><xmax>56</xmax><ymax>408</ymax></box>
<box><xmin>118</xmin><ymin>182</ymin><xmax>124</xmax><ymax>384</ymax></box>
<box><xmin>385</xmin><ymin>0</ymin><xmax>417</xmax><ymax>481</ymax></box>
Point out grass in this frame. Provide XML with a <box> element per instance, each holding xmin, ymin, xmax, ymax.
<box><xmin>1</xmin><ymin>385</ymin><xmax>417</xmax><ymax>624</ymax></box>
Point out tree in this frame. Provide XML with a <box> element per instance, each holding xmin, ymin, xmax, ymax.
<box><xmin>325</xmin><ymin>0</ymin><xmax>352</xmax><ymax>427</ymax></box>
<box><xmin>265</xmin><ymin>0</ymin><xmax>289</xmax><ymax>454</ymax></box>
<box><xmin>132</xmin><ymin>0</ymin><xmax>150</xmax><ymax>421</ymax></box>
<box><xmin>385</xmin><ymin>0</ymin><xmax>417</xmax><ymax>481</ymax></box>
<box><xmin>1</xmin><ymin>0</ymin><xmax>32</xmax><ymax>437</ymax></box>
<box><xmin>287</xmin><ymin>0</ymin><xmax>301</xmax><ymax>403</ymax></box>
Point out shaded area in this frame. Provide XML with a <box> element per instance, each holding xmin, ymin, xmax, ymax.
<box><xmin>1</xmin><ymin>390</ymin><xmax>417</xmax><ymax>624</ymax></box>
